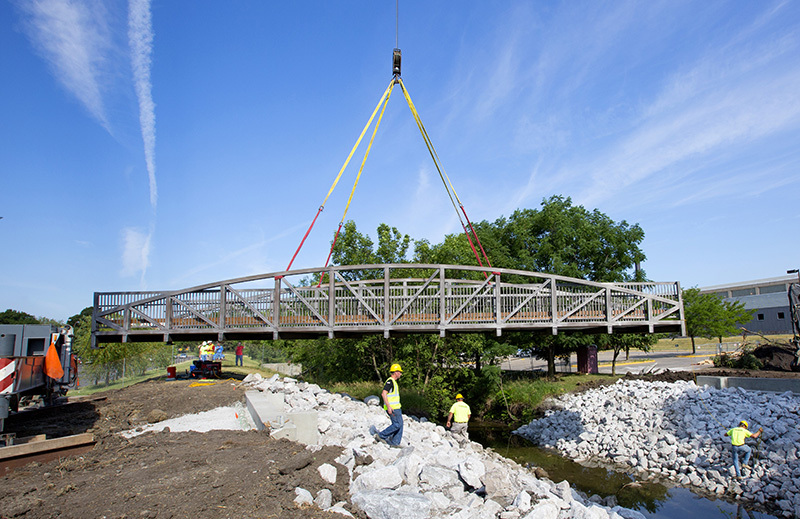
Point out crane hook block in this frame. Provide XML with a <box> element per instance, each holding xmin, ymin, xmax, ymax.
<box><xmin>392</xmin><ymin>48</ymin><xmax>402</xmax><ymax>78</ymax></box>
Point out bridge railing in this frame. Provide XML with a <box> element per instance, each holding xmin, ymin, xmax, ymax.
<box><xmin>92</xmin><ymin>264</ymin><xmax>684</xmax><ymax>345</ymax></box>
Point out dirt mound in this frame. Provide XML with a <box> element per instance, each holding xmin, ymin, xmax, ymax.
<box><xmin>622</xmin><ymin>370</ymin><xmax>695</xmax><ymax>383</ymax></box>
<box><xmin>1</xmin><ymin>377</ymin><xmax>352</xmax><ymax>519</ymax></box>
<box><xmin>752</xmin><ymin>343</ymin><xmax>799</xmax><ymax>372</ymax></box>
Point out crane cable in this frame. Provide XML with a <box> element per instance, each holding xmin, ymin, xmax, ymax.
<box><xmin>288</xmin><ymin>57</ymin><xmax>493</xmax><ymax>275</ymax></box>
<box><xmin>318</xmin><ymin>80</ymin><xmax>396</xmax><ymax>284</ymax></box>
<box><xmin>285</xmin><ymin>81</ymin><xmax>395</xmax><ymax>272</ymax></box>
<box><xmin>397</xmin><ymin>77</ymin><xmax>493</xmax><ymax>272</ymax></box>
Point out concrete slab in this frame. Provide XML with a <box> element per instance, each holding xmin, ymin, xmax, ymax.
<box><xmin>696</xmin><ymin>376</ymin><xmax>800</xmax><ymax>394</ymax></box>
<box><xmin>270</xmin><ymin>423</ymin><xmax>297</xmax><ymax>441</ymax></box>
<box><xmin>244</xmin><ymin>390</ymin><xmax>320</xmax><ymax>445</ymax></box>
<box><xmin>288</xmin><ymin>411</ymin><xmax>319</xmax><ymax>446</ymax></box>
<box><xmin>245</xmin><ymin>390</ymin><xmax>285</xmax><ymax>430</ymax></box>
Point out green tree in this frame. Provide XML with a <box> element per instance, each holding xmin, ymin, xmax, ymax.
<box><xmin>683</xmin><ymin>288</ymin><xmax>754</xmax><ymax>354</ymax></box>
<box><xmin>496</xmin><ymin>195</ymin><xmax>646</xmax><ymax>282</ymax></box>
<box><xmin>596</xmin><ymin>333</ymin><xmax>658</xmax><ymax>375</ymax></box>
<box><xmin>0</xmin><ymin>309</ymin><xmax>41</xmax><ymax>324</ymax></box>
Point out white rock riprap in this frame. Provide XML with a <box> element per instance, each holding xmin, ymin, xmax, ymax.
<box><xmin>243</xmin><ymin>373</ymin><xmax>646</xmax><ymax>519</ymax></box>
<box><xmin>513</xmin><ymin>379</ymin><xmax>800</xmax><ymax>518</ymax></box>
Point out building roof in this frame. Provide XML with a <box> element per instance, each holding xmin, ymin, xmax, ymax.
<box><xmin>730</xmin><ymin>292</ymin><xmax>790</xmax><ymax>310</ymax></box>
<box><xmin>699</xmin><ymin>274</ymin><xmax>796</xmax><ymax>292</ymax></box>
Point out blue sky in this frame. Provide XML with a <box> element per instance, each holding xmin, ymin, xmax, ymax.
<box><xmin>2</xmin><ymin>0</ymin><xmax>799</xmax><ymax>322</ymax></box>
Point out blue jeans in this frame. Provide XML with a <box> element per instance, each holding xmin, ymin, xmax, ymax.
<box><xmin>379</xmin><ymin>408</ymin><xmax>403</xmax><ymax>446</ymax></box>
<box><xmin>235</xmin><ymin>355</ymin><xmax>243</xmax><ymax>366</ymax></box>
<box><xmin>732</xmin><ymin>444</ymin><xmax>752</xmax><ymax>477</ymax></box>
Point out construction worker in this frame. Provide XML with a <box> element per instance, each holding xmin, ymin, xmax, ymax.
<box><xmin>203</xmin><ymin>342</ymin><xmax>215</xmax><ymax>361</ymax></box>
<box><xmin>725</xmin><ymin>420</ymin><xmax>763</xmax><ymax>478</ymax></box>
<box><xmin>374</xmin><ymin>363</ymin><xmax>403</xmax><ymax>447</ymax></box>
<box><xmin>199</xmin><ymin>341</ymin><xmax>208</xmax><ymax>361</ymax></box>
<box><xmin>446</xmin><ymin>393</ymin><xmax>471</xmax><ymax>441</ymax></box>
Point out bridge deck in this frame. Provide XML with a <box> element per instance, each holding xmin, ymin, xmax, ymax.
<box><xmin>92</xmin><ymin>264</ymin><xmax>684</xmax><ymax>345</ymax></box>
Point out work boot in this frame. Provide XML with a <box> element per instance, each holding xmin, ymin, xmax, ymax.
<box><xmin>373</xmin><ymin>433</ymin><xmax>388</xmax><ymax>445</ymax></box>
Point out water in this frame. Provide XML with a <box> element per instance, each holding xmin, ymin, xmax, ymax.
<box><xmin>469</xmin><ymin>423</ymin><xmax>778</xmax><ymax>519</ymax></box>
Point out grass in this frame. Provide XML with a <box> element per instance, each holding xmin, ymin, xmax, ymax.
<box><xmin>324</xmin><ymin>380</ymin><xmax>434</xmax><ymax>418</ymax></box>
<box><xmin>495</xmin><ymin>373</ymin><xmax>619</xmax><ymax>423</ymax></box>
<box><xmin>70</xmin><ymin>355</ymin><xmax>278</xmax><ymax>397</ymax></box>
<box><xmin>651</xmin><ymin>334</ymin><xmax>793</xmax><ymax>352</ymax></box>
<box><xmin>326</xmin><ymin>373</ymin><xmax>620</xmax><ymax>424</ymax></box>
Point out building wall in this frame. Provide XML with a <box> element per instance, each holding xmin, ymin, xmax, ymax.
<box><xmin>699</xmin><ymin>275</ymin><xmax>794</xmax><ymax>335</ymax></box>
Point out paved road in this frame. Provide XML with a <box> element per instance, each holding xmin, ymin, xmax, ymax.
<box><xmin>501</xmin><ymin>344</ymin><xmax>731</xmax><ymax>375</ymax></box>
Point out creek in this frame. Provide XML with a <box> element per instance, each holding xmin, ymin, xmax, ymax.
<box><xmin>469</xmin><ymin>422</ymin><xmax>779</xmax><ymax>519</ymax></box>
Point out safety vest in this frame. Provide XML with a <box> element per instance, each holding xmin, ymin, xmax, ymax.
<box><xmin>727</xmin><ymin>427</ymin><xmax>752</xmax><ymax>446</ymax></box>
<box><xmin>450</xmin><ymin>401</ymin><xmax>471</xmax><ymax>423</ymax></box>
<box><xmin>384</xmin><ymin>378</ymin><xmax>401</xmax><ymax>410</ymax></box>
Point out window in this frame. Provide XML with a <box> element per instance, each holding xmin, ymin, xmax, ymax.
<box><xmin>778</xmin><ymin>312</ymin><xmax>785</xmax><ymax>319</ymax></box>
<box><xmin>759</xmin><ymin>284</ymin><xmax>786</xmax><ymax>294</ymax></box>
<box><xmin>25</xmin><ymin>337</ymin><xmax>46</xmax><ymax>355</ymax></box>
<box><xmin>714</xmin><ymin>291</ymin><xmax>729</xmax><ymax>299</ymax></box>
<box><xmin>757</xmin><ymin>313</ymin><xmax>765</xmax><ymax>321</ymax></box>
<box><xmin>732</xmin><ymin>288</ymin><xmax>757</xmax><ymax>297</ymax></box>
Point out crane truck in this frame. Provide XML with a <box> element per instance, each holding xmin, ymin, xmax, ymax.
<box><xmin>0</xmin><ymin>324</ymin><xmax>78</xmax><ymax>433</ymax></box>
<box><xmin>791</xmin><ymin>282</ymin><xmax>800</xmax><ymax>368</ymax></box>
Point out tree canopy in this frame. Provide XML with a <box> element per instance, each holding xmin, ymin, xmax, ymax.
<box><xmin>682</xmin><ymin>288</ymin><xmax>754</xmax><ymax>353</ymax></box>
<box><xmin>0</xmin><ymin>308</ymin><xmax>45</xmax><ymax>325</ymax></box>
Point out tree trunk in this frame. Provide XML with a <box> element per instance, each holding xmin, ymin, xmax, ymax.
<box><xmin>547</xmin><ymin>345</ymin><xmax>556</xmax><ymax>378</ymax></box>
<box><xmin>474</xmin><ymin>352</ymin><xmax>482</xmax><ymax>375</ymax></box>
<box><xmin>612</xmin><ymin>348</ymin><xmax>621</xmax><ymax>376</ymax></box>
<box><xmin>691</xmin><ymin>336</ymin><xmax>696</xmax><ymax>355</ymax></box>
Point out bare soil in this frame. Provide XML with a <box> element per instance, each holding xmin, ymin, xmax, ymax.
<box><xmin>1</xmin><ymin>377</ymin><xmax>353</xmax><ymax>519</ymax></box>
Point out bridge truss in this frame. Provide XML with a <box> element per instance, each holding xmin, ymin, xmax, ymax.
<box><xmin>92</xmin><ymin>264</ymin><xmax>684</xmax><ymax>346</ymax></box>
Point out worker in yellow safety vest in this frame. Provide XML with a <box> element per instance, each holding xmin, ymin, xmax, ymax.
<box><xmin>446</xmin><ymin>393</ymin><xmax>471</xmax><ymax>441</ymax></box>
<box><xmin>725</xmin><ymin>420</ymin><xmax>762</xmax><ymax>479</ymax></box>
<box><xmin>374</xmin><ymin>363</ymin><xmax>404</xmax><ymax>447</ymax></box>
<box><xmin>203</xmin><ymin>342</ymin><xmax>215</xmax><ymax>360</ymax></box>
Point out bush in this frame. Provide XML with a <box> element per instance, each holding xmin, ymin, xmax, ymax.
<box><xmin>712</xmin><ymin>348</ymin><xmax>762</xmax><ymax>370</ymax></box>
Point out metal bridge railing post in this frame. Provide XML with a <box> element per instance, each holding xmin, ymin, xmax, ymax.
<box><xmin>383</xmin><ymin>266</ymin><xmax>391</xmax><ymax>338</ymax></box>
<box><xmin>273</xmin><ymin>277</ymin><xmax>282</xmax><ymax>340</ymax></box>
<box><xmin>439</xmin><ymin>266</ymin><xmax>446</xmax><ymax>337</ymax></box>
<box><xmin>219</xmin><ymin>285</ymin><xmax>227</xmax><ymax>336</ymax></box>
<box><xmin>328</xmin><ymin>268</ymin><xmax>335</xmax><ymax>339</ymax></box>
<box><xmin>494</xmin><ymin>273</ymin><xmax>501</xmax><ymax>335</ymax></box>
<box><xmin>550</xmin><ymin>277</ymin><xmax>558</xmax><ymax>335</ymax></box>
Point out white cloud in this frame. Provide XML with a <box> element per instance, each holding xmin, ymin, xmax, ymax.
<box><xmin>121</xmin><ymin>227</ymin><xmax>151</xmax><ymax>280</ymax></box>
<box><xmin>18</xmin><ymin>0</ymin><xmax>112</xmax><ymax>129</ymax></box>
<box><xmin>128</xmin><ymin>0</ymin><xmax>157</xmax><ymax>209</ymax></box>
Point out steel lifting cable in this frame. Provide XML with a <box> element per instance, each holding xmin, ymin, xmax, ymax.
<box><xmin>318</xmin><ymin>80</ymin><xmax>397</xmax><ymax>284</ymax></box>
<box><xmin>285</xmin><ymin>81</ymin><xmax>396</xmax><ymax>272</ymax></box>
<box><xmin>397</xmin><ymin>77</ymin><xmax>493</xmax><ymax>272</ymax></box>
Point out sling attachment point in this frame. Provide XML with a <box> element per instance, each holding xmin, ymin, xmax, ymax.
<box><xmin>392</xmin><ymin>48</ymin><xmax>402</xmax><ymax>81</ymax></box>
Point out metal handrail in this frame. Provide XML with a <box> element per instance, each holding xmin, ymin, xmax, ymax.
<box><xmin>92</xmin><ymin>264</ymin><xmax>684</xmax><ymax>346</ymax></box>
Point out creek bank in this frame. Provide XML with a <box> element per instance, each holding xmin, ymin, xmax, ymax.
<box><xmin>513</xmin><ymin>379</ymin><xmax>800</xmax><ymax>518</ymax></box>
<box><xmin>244</xmin><ymin>373</ymin><xmax>648</xmax><ymax>519</ymax></box>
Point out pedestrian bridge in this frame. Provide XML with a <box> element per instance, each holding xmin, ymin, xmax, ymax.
<box><xmin>91</xmin><ymin>264</ymin><xmax>685</xmax><ymax>346</ymax></box>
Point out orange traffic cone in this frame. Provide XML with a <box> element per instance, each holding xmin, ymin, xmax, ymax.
<box><xmin>44</xmin><ymin>334</ymin><xmax>64</xmax><ymax>379</ymax></box>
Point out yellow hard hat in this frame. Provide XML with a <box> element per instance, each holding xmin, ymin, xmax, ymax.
<box><xmin>740</xmin><ymin>420</ymin><xmax>748</xmax><ymax>428</ymax></box>
<box><xmin>390</xmin><ymin>363</ymin><xmax>403</xmax><ymax>373</ymax></box>
<box><xmin>456</xmin><ymin>394</ymin><xmax>464</xmax><ymax>400</ymax></box>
